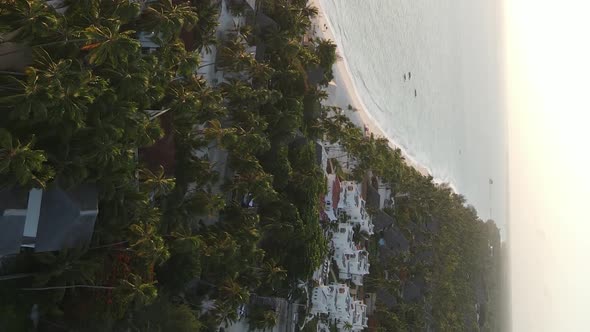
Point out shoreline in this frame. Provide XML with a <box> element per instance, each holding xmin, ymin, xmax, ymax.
<box><xmin>309</xmin><ymin>0</ymin><xmax>433</xmax><ymax>178</ymax></box>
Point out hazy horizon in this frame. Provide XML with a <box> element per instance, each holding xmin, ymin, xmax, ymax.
<box><xmin>503</xmin><ymin>0</ymin><xmax>590</xmax><ymax>330</ymax></box>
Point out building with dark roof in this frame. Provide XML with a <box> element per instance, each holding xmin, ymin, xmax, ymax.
<box><xmin>373</xmin><ymin>210</ymin><xmax>394</xmax><ymax>232</ymax></box>
<box><xmin>379</xmin><ymin>225</ymin><xmax>409</xmax><ymax>254</ymax></box>
<box><xmin>365</xmin><ymin>183</ymin><xmax>381</xmax><ymax>211</ymax></box>
<box><xmin>375</xmin><ymin>289</ymin><xmax>398</xmax><ymax>310</ymax></box>
<box><xmin>0</xmin><ymin>184</ymin><xmax>98</xmax><ymax>256</ymax></box>
<box><xmin>402</xmin><ymin>279</ymin><xmax>424</xmax><ymax>303</ymax></box>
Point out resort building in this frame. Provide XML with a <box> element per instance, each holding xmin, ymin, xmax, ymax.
<box><xmin>311</xmin><ymin>284</ymin><xmax>369</xmax><ymax>331</ymax></box>
<box><xmin>331</xmin><ymin>223</ymin><xmax>370</xmax><ymax>285</ymax></box>
<box><xmin>323</xmin><ymin>141</ymin><xmax>359</xmax><ymax>172</ymax></box>
<box><xmin>323</xmin><ymin>142</ymin><xmax>358</xmax><ymax>174</ymax></box>
<box><xmin>337</xmin><ymin>181</ymin><xmax>374</xmax><ymax>235</ymax></box>
<box><xmin>312</xmin><ymin>256</ymin><xmax>332</xmax><ymax>285</ymax></box>
<box><xmin>348</xmin><ymin>300</ymin><xmax>369</xmax><ymax>331</ymax></box>
<box><xmin>310</xmin><ymin>283</ymin><xmax>352</xmax><ymax>318</ymax></box>
<box><xmin>0</xmin><ymin>185</ymin><xmax>99</xmax><ymax>256</ymax></box>
<box><xmin>323</xmin><ymin>174</ymin><xmax>341</xmax><ymax>222</ymax></box>
<box><xmin>331</xmin><ymin>223</ymin><xmax>355</xmax><ymax>255</ymax></box>
<box><xmin>138</xmin><ymin>31</ymin><xmax>162</xmax><ymax>54</ymax></box>
<box><xmin>316</xmin><ymin>141</ymin><xmax>330</xmax><ymax>175</ymax></box>
<box><xmin>337</xmin><ymin>250</ymin><xmax>370</xmax><ymax>286</ymax></box>
<box><xmin>365</xmin><ymin>174</ymin><xmax>394</xmax><ymax>211</ymax></box>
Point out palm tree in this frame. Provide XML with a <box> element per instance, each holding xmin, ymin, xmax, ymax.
<box><xmin>76</xmin><ymin>129</ymin><xmax>125</xmax><ymax>170</ymax></box>
<box><xmin>1</xmin><ymin>52</ymin><xmax>103</xmax><ymax>139</ymax></box>
<box><xmin>139</xmin><ymin>0</ymin><xmax>198</xmax><ymax>44</ymax></box>
<box><xmin>166</xmin><ymin>79</ymin><xmax>202</xmax><ymax>116</ymax></box>
<box><xmin>189</xmin><ymin>0</ymin><xmax>219</xmax><ymax>52</ymax></box>
<box><xmin>213</xmin><ymin>300</ymin><xmax>239</xmax><ymax>327</ymax></box>
<box><xmin>30</xmin><ymin>249</ymin><xmax>100</xmax><ymax>288</ymax></box>
<box><xmin>219</xmin><ymin>276</ymin><xmax>250</xmax><ymax>305</ymax></box>
<box><xmin>302</xmin><ymin>4</ymin><xmax>319</xmax><ymax>19</ymax></box>
<box><xmin>81</xmin><ymin>23</ymin><xmax>140</xmax><ymax>66</ymax></box>
<box><xmin>115</xmin><ymin>273</ymin><xmax>158</xmax><ymax>310</ymax></box>
<box><xmin>0</xmin><ymin>68</ymin><xmax>47</xmax><ymax>121</ymax></box>
<box><xmin>0</xmin><ymin>129</ymin><xmax>54</xmax><ymax>188</ymax></box>
<box><xmin>260</xmin><ymin>310</ymin><xmax>278</xmax><ymax>331</ymax></box>
<box><xmin>216</xmin><ymin>38</ymin><xmax>256</xmax><ymax>73</ymax></box>
<box><xmin>0</xmin><ymin>0</ymin><xmax>60</xmax><ymax>43</ymax></box>
<box><xmin>247</xmin><ymin>307</ymin><xmax>278</xmax><ymax>331</ymax></box>
<box><xmin>249</xmin><ymin>62</ymin><xmax>275</xmax><ymax>83</ymax></box>
<box><xmin>228</xmin><ymin>21</ymin><xmax>253</xmax><ymax>44</ymax></box>
<box><xmin>65</xmin><ymin>0</ymin><xmax>141</xmax><ymax>28</ymax></box>
<box><xmin>17</xmin><ymin>49</ymin><xmax>107</xmax><ymax>127</ymax></box>
<box><xmin>101</xmin><ymin>59</ymin><xmax>151</xmax><ymax>106</ymax></box>
<box><xmin>155</xmin><ymin>40</ymin><xmax>199</xmax><ymax>77</ymax></box>
<box><xmin>204</xmin><ymin>119</ymin><xmax>232</xmax><ymax>144</ymax></box>
<box><xmin>257</xmin><ymin>259</ymin><xmax>287</xmax><ymax>291</ymax></box>
<box><xmin>16</xmin><ymin>249</ymin><xmax>104</xmax><ymax>295</ymax></box>
<box><xmin>181</xmin><ymin>190</ymin><xmax>226</xmax><ymax>217</ymax></box>
<box><xmin>166</xmin><ymin>227</ymin><xmax>202</xmax><ymax>254</ymax></box>
<box><xmin>128</xmin><ymin>220</ymin><xmax>170</xmax><ymax>266</ymax></box>
<box><xmin>138</xmin><ymin>165</ymin><xmax>175</xmax><ymax>198</ymax></box>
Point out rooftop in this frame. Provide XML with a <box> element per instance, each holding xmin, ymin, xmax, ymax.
<box><xmin>0</xmin><ymin>184</ymin><xmax>99</xmax><ymax>255</ymax></box>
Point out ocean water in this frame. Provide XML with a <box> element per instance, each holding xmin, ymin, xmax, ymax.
<box><xmin>320</xmin><ymin>0</ymin><xmax>508</xmax><ymax>235</ymax></box>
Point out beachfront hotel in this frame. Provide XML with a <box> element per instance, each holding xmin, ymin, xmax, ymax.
<box><xmin>311</xmin><ymin>283</ymin><xmax>369</xmax><ymax>331</ymax></box>
<box><xmin>337</xmin><ymin>181</ymin><xmax>374</xmax><ymax>235</ymax></box>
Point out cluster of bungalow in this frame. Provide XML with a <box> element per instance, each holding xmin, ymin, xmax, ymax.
<box><xmin>324</xmin><ymin>160</ymin><xmax>374</xmax><ymax>286</ymax></box>
<box><xmin>309</xmin><ymin>143</ymin><xmax>375</xmax><ymax>331</ymax></box>
<box><xmin>310</xmin><ymin>283</ymin><xmax>368</xmax><ymax>332</ymax></box>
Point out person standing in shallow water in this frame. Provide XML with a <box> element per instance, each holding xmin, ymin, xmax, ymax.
<box><xmin>408</xmin><ymin>72</ymin><xmax>412</xmax><ymax>79</ymax></box>
<box><xmin>414</xmin><ymin>89</ymin><xmax>417</xmax><ymax>97</ymax></box>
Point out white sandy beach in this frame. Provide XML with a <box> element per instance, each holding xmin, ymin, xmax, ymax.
<box><xmin>308</xmin><ymin>0</ymin><xmax>430</xmax><ymax>176</ymax></box>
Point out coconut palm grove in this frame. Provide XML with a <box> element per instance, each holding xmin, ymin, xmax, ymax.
<box><xmin>0</xmin><ymin>0</ymin><xmax>505</xmax><ymax>331</ymax></box>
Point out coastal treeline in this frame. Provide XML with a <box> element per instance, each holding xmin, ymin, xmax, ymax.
<box><xmin>323</xmin><ymin>107</ymin><xmax>505</xmax><ymax>331</ymax></box>
<box><xmin>0</xmin><ymin>0</ymin><xmax>504</xmax><ymax>331</ymax></box>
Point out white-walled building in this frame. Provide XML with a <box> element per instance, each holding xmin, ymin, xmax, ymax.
<box><xmin>348</xmin><ymin>300</ymin><xmax>369</xmax><ymax>331</ymax></box>
<box><xmin>311</xmin><ymin>284</ymin><xmax>352</xmax><ymax>318</ymax></box>
<box><xmin>324</xmin><ymin>174</ymin><xmax>341</xmax><ymax>222</ymax></box>
<box><xmin>338</xmin><ymin>181</ymin><xmax>374</xmax><ymax>235</ymax></box>
<box><xmin>323</xmin><ymin>142</ymin><xmax>358</xmax><ymax>174</ymax></box>
<box><xmin>311</xmin><ymin>284</ymin><xmax>368</xmax><ymax>331</ymax></box>
<box><xmin>331</xmin><ymin>223</ymin><xmax>370</xmax><ymax>286</ymax></box>
<box><xmin>338</xmin><ymin>250</ymin><xmax>370</xmax><ymax>286</ymax></box>
<box><xmin>376</xmin><ymin>184</ymin><xmax>393</xmax><ymax>210</ymax></box>
<box><xmin>312</xmin><ymin>256</ymin><xmax>332</xmax><ymax>285</ymax></box>
<box><xmin>197</xmin><ymin>0</ymin><xmax>257</xmax><ymax>86</ymax></box>
<box><xmin>331</xmin><ymin>223</ymin><xmax>355</xmax><ymax>255</ymax></box>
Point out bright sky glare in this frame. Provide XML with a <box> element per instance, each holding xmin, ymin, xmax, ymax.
<box><xmin>502</xmin><ymin>0</ymin><xmax>590</xmax><ymax>330</ymax></box>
